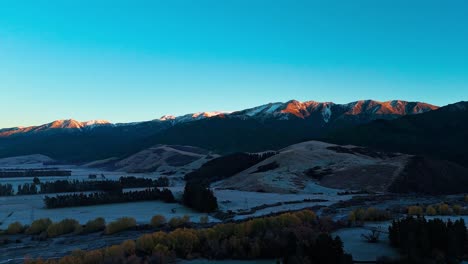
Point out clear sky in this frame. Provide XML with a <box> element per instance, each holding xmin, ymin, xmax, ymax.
<box><xmin>0</xmin><ymin>0</ymin><xmax>467</xmax><ymax>128</ymax></box>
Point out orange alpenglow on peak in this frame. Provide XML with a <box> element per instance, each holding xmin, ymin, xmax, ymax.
<box><xmin>345</xmin><ymin>100</ymin><xmax>438</xmax><ymax>115</ymax></box>
<box><xmin>0</xmin><ymin>99</ymin><xmax>438</xmax><ymax>137</ymax></box>
<box><xmin>0</xmin><ymin>119</ymin><xmax>112</xmax><ymax>137</ymax></box>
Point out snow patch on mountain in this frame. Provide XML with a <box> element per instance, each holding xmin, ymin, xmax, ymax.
<box><xmin>266</xmin><ymin>103</ymin><xmax>283</xmax><ymax>114</ymax></box>
<box><xmin>245</xmin><ymin>105</ymin><xmax>269</xmax><ymax>117</ymax></box>
<box><xmin>82</xmin><ymin>120</ymin><xmax>111</xmax><ymax>126</ymax></box>
<box><xmin>322</xmin><ymin>105</ymin><xmax>332</xmax><ymax>123</ymax></box>
<box><xmin>159</xmin><ymin>111</ymin><xmax>231</xmax><ymax>124</ymax></box>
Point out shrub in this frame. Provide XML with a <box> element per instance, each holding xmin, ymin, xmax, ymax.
<box><xmin>200</xmin><ymin>215</ymin><xmax>209</xmax><ymax>224</ymax></box>
<box><xmin>26</xmin><ymin>218</ymin><xmax>52</xmax><ymax>235</ymax></box>
<box><xmin>365</xmin><ymin>207</ymin><xmax>380</xmax><ymax>220</ymax></box>
<box><xmin>353</xmin><ymin>208</ymin><xmax>366</xmax><ymax>221</ymax></box>
<box><xmin>71</xmin><ymin>249</ymin><xmax>85</xmax><ymax>258</ymax></box>
<box><xmin>136</xmin><ymin>234</ymin><xmax>155</xmax><ymax>253</ymax></box>
<box><xmin>167</xmin><ymin>228</ymin><xmax>199</xmax><ymax>257</ymax></box>
<box><xmin>7</xmin><ymin>221</ymin><xmax>24</xmax><ymax>235</ymax></box>
<box><xmin>46</xmin><ymin>219</ymin><xmax>80</xmax><ymax>237</ymax></box>
<box><xmin>121</xmin><ymin>240</ymin><xmax>136</xmax><ymax>256</ymax></box>
<box><xmin>57</xmin><ymin>255</ymin><xmax>81</xmax><ymax>264</ymax></box>
<box><xmin>295</xmin><ymin>210</ymin><xmax>317</xmax><ymax>223</ymax></box>
<box><xmin>153</xmin><ymin>243</ymin><xmax>170</xmax><ymax>255</ymax></box>
<box><xmin>426</xmin><ymin>205</ymin><xmax>437</xmax><ymax>215</ymax></box>
<box><xmin>104</xmin><ymin>244</ymin><xmax>124</xmax><ymax>258</ymax></box>
<box><xmin>169</xmin><ymin>217</ymin><xmax>183</xmax><ymax>228</ymax></box>
<box><xmin>83</xmin><ymin>250</ymin><xmax>103</xmax><ymax>264</ymax></box>
<box><xmin>361</xmin><ymin>230</ymin><xmax>380</xmax><ymax>243</ymax></box>
<box><xmin>105</xmin><ymin>217</ymin><xmax>136</xmax><ymax>235</ymax></box>
<box><xmin>82</xmin><ymin>217</ymin><xmax>106</xmax><ymax>234</ymax></box>
<box><xmin>150</xmin><ymin>215</ymin><xmax>166</xmax><ymax>227</ymax></box>
<box><xmin>152</xmin><ymin>231</ymin><xmax>168</xmax><ymax>246</ymax></box>
<box><xmin>168</xmin><ymin>215</ymin><xmax>190</xmax><ymax>229</ymax></box>
<box><xmin>452</xmin><ymin>204</ymin><xmax>462</xmax><ymax>215</ymax></box>
<box><xmin>349</xmin><ymin>207</ymin><xmax>390</xmax><ymax>222</ymax></box>
<box><xmin>437</xmin><ymin>203</ymin><xmax>451</xmax><ymax>215</ymax></box>
<box><xmin>348</xmin><ymin>211</ymin><xmax>356</xmax><ymax>223</ymax></box>
<box><xmin>407</xmin><ymin>206</ymin><xmax>424</xmax><ymax>216</ymax></box>
<box><xmin>182</xmin><ymin>215</ymin><xmax>190</xmax><ymax>223</ymax></box>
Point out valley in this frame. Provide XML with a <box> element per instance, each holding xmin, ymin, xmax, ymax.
<box><xmin>0</xmin><ymin>100</ymin><xmax>467</xmax><ymax>264</ymax></box>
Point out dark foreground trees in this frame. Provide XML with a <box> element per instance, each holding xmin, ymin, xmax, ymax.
<box><xmin>389</xmin><ymin>216</ymin><xmax>468</xmax><ymax>263</ymax></box>
<box><xmin>182</xmin><ymin>182</ymin><xmax>218</xmax><ymax>212</ymax></box>
<box><xmin>44</xmin><ymin>188</ymin><xmax>175</xmax><ymax>208</ymax></box>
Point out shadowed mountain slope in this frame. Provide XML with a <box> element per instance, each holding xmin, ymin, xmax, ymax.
<box><xmin>327</xmin><ymin>101</ymin><xmax>468</xmax><ymax>168</ymax></box>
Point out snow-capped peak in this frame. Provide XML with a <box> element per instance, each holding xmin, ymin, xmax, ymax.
<box><xmin>158</xmin><ymin>111</ymin><xmax>231</xmax><ymax>124</ymax></box>
<box><xmin>192</xmin><ymin>111</ymin><xmax>229</xmax><ymax>118</ymax></box>
<box><xmin>82</xmin><ymin>120</ymin><xmax>111</xmax><ymax>126</ymax></box>
<box><xmin>159</xmin><ymin>115</ymin><xmax>177</xmax><ymax>121</ymax></box>
<box><xmin>0</xmin><ymin>119</ymin><xmax>113</xmax><ymax>137</ymax></box>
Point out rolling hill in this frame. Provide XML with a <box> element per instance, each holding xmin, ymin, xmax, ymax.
<box><xmin>214</xmin><ymin>141</ymin><xmax>468</xmax><ymax>195</ymax></box>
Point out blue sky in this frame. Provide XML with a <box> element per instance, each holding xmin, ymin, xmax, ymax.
<box><xmin>0</xmin><ymin>0</ymin><xmax>467</xmax><ymax>128</ymax></box>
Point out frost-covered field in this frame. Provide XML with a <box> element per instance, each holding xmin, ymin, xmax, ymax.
<box><xmin>214</xmin><ymin>189</ymin><xmax>353</xmax><ymax>220</ymax></box>
<box><xmin>0</xmin><ymin>162</ymin><xmax>354</xmax><ymax>228</ymax></box>
<box><xmin>0</xmin><ymin>184</ymin><xmax>352</xmax><ymax>228</ymax></box>
<box><xmin>165</xmin><ymin>186</ymin><xmax>354</xmax><ymax>219</ymax></box>
<box><xmin>0</xmin><ymin>162</ymin><xmax>210</xmax><ymax>228</ymax></box>
<box><xmin>333</xmin><ymin>224</ymin><xmax>398</xmax><ymax>261</ymax></box>
<box><xmin>0</xmin><ymin>193</ymin><xmax>215</xmax><ymax>228</ymax></box>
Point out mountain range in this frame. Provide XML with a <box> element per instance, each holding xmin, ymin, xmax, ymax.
<box><xmin>0</xmin><ymin>99</ymin><xmax>436</xmax><ymax>137</ymax></box>
<box><xmin>1</xmin><ymin>99</ymin><xmax>462</xmax><ymax>165</ymax></box>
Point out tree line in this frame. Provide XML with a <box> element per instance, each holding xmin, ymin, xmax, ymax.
<box><xmin>0</xmin><ymin>183</ymin><xmax>14</xmax><ymax>196</ymax></box>
<box><xmin>119</xmin><ymin>176</ymin><xmax>169</xmax><ymax>188</ymax></box>
<box><xmin>0</xmin><ymin>169</ymin><xmax>71</xmax><ymax>178</ymax></box>
<box><xmin>38</xmin><ymin>176</ymin><xmax>169</xmax><ymax>194</ymax></box>
<box><xmin>2</xmin><ymin>176</ymin><xmax>170</xmax><ymax>196</ymax></box>
<box><xmin>44</xmin><ymin>188</ymin><xmax>175</xmax><ymax>208</ymax></box>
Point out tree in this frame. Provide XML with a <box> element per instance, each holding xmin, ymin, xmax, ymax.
<box><xmin>182</xmin><ymin>182</ymin><xmax>218</xmax><ymax>212</ymax></box>
<box><xmin>408</xmin><ymin>206</ymin><xmax>424</xmax><ymax>216</ymax></box>
<box><xmin>388</xmin><ymin>216</ymin><xmax>467</xmax><ymax>263</ymax></box>
<box><xmin>151</xmin><ymin>215</ymin><xmax>166</xmax><ymax>227</ymax></box>
<box><xmin>33</xmin><ymin>177</ymin><xmax>41</xmax><ymax>185</ymax></box>
<box><xmin>426</xmin><ymin>205</ymin><xmax>437</xmax><ymax>216</ymax></box>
